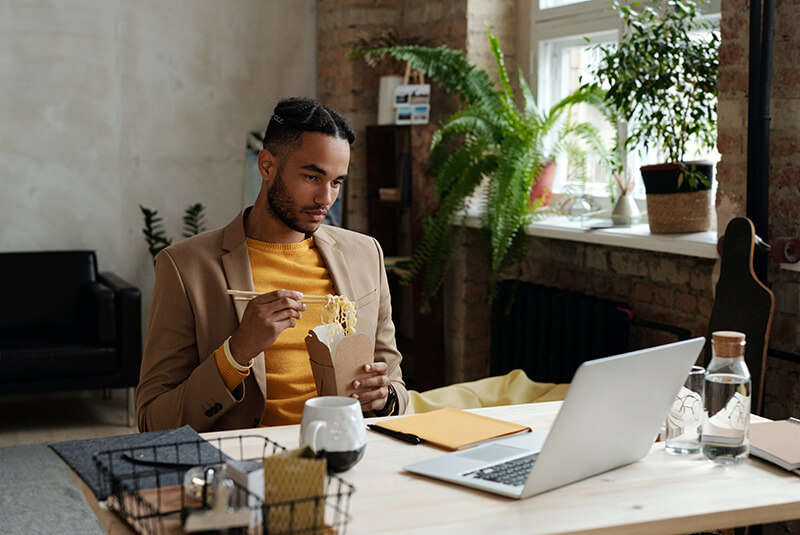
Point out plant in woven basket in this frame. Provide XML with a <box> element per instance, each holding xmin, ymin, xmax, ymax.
<box><xmin>590</xmin><ymin>0</ymin><xmax>719</xmax><ymax>190</ymax></box>
<box><xmin>589</xmin><ymin>0</ymin><xmax>719</xmax><ymax>233</ymax></box>
<box><xmin>371</xmin><ymin>29</ymin><xmax>614</xmax><ymax>310</ymax></box>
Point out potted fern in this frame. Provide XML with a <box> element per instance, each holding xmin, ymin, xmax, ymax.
<box><xmin>373</xmin><ymin>30</ymin><xmax>613</xmax><ymax>309</ymax></box>
<box><xmin>591</xmin><ymin>0</ymin><xmax>719</xmax><ymax>233</ymax></box>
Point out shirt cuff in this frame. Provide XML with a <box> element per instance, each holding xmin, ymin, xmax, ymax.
<box><xmin>214</xmin><ymin>344</ymin><xmax>249</xmax><ymax>391</ymax></box>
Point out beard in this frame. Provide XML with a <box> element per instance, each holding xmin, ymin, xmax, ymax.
<box><xmin>267</xmin><ymin>169</ymin><xmax>326</xmax><ymax>235</ymax></box>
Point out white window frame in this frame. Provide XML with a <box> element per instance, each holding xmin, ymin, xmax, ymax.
<box><xmin>527</xmin><ymin>0</ymin><xmax>721</xmax><ymax>206</ymax></box>
<box><xmin>538</xmin><ymin>30</ymin><xmax>619</xmax><ymax>199</ymax></box>
<box><xmin>529</xmin><ymin>0</ymin><xmax>619</xmax><ymax>97</ymax></box>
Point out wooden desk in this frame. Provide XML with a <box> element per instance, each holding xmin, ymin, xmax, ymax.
<box><xmin>196</xmin><ymin>402</ymin><xmax>798</xmax><ymax>535</ymax></box>
<box><xmin>81</xmin><ymin>402</ymin><xmax>800</xmax><ymax>534</ymax></box>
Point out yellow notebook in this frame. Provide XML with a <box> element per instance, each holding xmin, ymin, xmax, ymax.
<box><xmin>373</xmin><ymin>407</ymin><xmax>531</xmax><ymax>450</ymax></box>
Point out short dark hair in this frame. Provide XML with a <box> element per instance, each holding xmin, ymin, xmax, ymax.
<box><xmin>263</xmin><ymin>97</ymin><xmax>355</xmax><ymax>161</ymax></box>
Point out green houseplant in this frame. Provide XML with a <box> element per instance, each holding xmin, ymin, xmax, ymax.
<box><xmin>140</xmin><ymin>203</ymin><xmax>206</xmax><ymax>265</ymax></box>
<box><xmin>591</xmin><ymin>0</ymin><xmax>719</xmax><ymax>233</ymax></box>
<box><xmin>373</xmin><ymin>30</ymin><xmax>614</xmax><ymax>309</ymax></box>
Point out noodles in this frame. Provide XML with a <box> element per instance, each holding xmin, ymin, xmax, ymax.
<box><xmin>320</xmin><ymin>294</ymin><xmax>357</xmax><ymax>336</ymax></box>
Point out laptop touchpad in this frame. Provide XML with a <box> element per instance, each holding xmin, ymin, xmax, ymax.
<box><xmin>458</xmin><ymin>444</ymin><xmax>530</xmax><ymax>463</ymax></box>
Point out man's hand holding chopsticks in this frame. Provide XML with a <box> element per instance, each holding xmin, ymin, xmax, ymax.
<box><xmin>227</xmin><ymin>289</ymin><xmax>306</xmax><ymax>365</ymax></box>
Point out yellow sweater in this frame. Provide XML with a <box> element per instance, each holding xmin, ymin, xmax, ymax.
<box><xmin>214</xmin><ymin>237</ymin><xmax>335</xmax><ymax>426</ymax></box>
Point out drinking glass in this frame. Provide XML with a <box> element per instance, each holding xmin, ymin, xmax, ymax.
<box><xmin>665</xmin><ymin>365</ymin><xmax>705</xmax><ymax>455</ymax></box>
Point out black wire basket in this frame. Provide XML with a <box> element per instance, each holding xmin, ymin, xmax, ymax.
<box><xmin>93</xmin><ymin>435</ymin><xmax>355</xmax><ymax>535</ymax></box>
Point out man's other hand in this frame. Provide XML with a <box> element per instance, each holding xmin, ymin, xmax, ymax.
<box><xmin>351</xmin><ymin>362</ymin><xmax>389</xmax><ymax>412</ymax></box>
<box><xmin>228</xmin><ymin>289</ymin><xmax>305</xmax><ymax>364</ymax></box>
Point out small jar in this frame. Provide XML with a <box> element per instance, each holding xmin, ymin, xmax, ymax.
<box><xmin>701</xmin><ymin>331</ymin><xmax>751</xmax><ymax>464</ymax></box>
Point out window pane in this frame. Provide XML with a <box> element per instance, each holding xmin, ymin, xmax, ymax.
<box><xmin>539</xmin><ymin>32</ymin><xmax>617</xmax><ymax>197</ymax></box>
<box><xmin>540</xmin><ymin>29</ymin><xmax>719</xmax><ymax>199</ymax></box>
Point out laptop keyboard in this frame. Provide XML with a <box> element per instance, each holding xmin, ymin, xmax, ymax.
<box><xmin>463</xmin><ymin>453</ymin><xmax>538</xmax><ymax>487</ymax></box>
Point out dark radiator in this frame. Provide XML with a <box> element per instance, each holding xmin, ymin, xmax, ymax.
<box><xmin>491</xmin><ymin>282</ymin><xmax>630</xmax><ymax>383</ymax></box>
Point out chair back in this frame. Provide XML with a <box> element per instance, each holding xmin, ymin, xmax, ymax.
<box><xmin>0</xmin><ymin>250</ymin><xmax>98</xmax><ymax>340</ymax></box>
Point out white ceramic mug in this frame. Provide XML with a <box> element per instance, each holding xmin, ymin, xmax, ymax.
<box><xmin>299</xmin><ymin>396</ymin><xmax>366</xmax><ymax>472</ymax></box>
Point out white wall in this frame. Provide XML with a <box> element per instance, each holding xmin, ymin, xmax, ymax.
<box><xmin>0</xmin><ymin>0</ymin><xmax>317</xmax><ymax>328</ymax></box>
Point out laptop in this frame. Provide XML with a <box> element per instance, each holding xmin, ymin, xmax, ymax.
<box><xmin>404</xmin><ymin>337</ymin><xmax>705</xmax><ymax>499</ymax></box>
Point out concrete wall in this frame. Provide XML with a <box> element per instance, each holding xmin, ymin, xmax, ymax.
<box><xmin>0</xmin><ymin>0</ymin><xmax>317</xmax><ymax>324</ymax></box>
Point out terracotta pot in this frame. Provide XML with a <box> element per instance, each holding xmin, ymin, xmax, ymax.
<box><xmin>641</xmin><ymin>161</ymin><xmax>713</xmax><ymax>234</ymax></box>
<box><xmin>530</xmin><ymin>160</ymin><xmax>556</xmax><ymax>207</ymax></box>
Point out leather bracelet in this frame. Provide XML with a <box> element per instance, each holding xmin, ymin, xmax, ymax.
<box><xmin>223</xmin><ymin>337</ymin><xmax>254</xmax><ymax>373</ymax></box>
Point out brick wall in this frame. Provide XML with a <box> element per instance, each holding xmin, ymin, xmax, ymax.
<box><xmin>318</xmin><ymin>2</ymin><xmax>800</xmax><ymax>526</ymax></box>
<box><xmin>316</xmin><ymin>0</ymin><xmax>519</xmax><ymax>233</ymax></box>
<box><xmin>439</xmin><ymin>0</ymin><xmax>800</xmax><ymax>423</ymax></box>
<box><xmin>317</xmin><ymin>0</ymin><xmax>800</xmax><ymax>414</ymax></box>
<box><xmin>317</xmin><ymin>0</ymin><xmax>519</xmax><ymax>387</ymax></box>
<box><xmin>444</xmin><ymin>228</ymin><xmax>492</xmax><ymax>383</ymax></box>
<box><xmin>467</xmin><ymin>0</ymin><xmax>519</xmax><ymax>82</ymax></box>
<box><xmin>317</xmin><ymin>0</ymin><xmax>473</xmax><ymax>233</ymax></box>
<box><xmin>316</xmin><ymin>0</ymin><xmax>717</xmax><ymax>385</ymax></box>
<box><xmin>715</xmin><ymin>0</ymin><xmax>749</xmax><ymax>231</ymax></box>
<box><xmin>718</xmin><ymin>4</ymin><xmax>800</xmax><ymax>528</ymax></box>
<box><xmin>444</xmin><ymin>229</ymin><xmax>716</xmax><ymax>382</ymax></box>
<box><xmin>317</xmin><ymin>1</ymin><xmax>403</xmax><ymax>232</ymax></box>
<box><xmin>717</xmin><ymin>0</ymin><xmax>800</xmax><ymax>443</ymax></box>
<box><xmin>767</xmin><ymin>0</ymin><xmax>800</xmax><ymax>388</ymax></box>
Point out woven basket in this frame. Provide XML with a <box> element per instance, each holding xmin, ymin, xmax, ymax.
<box><xmin>646</xmin><ymin>189</ymin><xmax>711</xmax><ymax>233</ymax></box>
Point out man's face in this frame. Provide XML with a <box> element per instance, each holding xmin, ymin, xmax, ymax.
<box><xmin>265</xmin><ymin>132</ymin><xmax>350</xmax><ymax>235</ymax></box>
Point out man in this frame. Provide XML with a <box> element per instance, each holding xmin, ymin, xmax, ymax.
<box><xmin>137</xmin><ymin>97</ymin><xmax>407</xmax><ymax>432</ymax></box>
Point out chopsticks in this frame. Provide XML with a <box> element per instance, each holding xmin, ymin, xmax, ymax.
<box><xmin>226</xmin><ymin>290</ymin><xmax>328</xmax><ymax>303</ymax></box>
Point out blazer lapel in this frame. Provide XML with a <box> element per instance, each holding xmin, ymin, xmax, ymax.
<box><xmin>221</xmin><ymin>210</ymin><xmax>254</xmax><ymax>322</ymax></box>
<box><xmin>314</xmin><ymin>226</ymin><xmax>356</xmax><ymax>302</ymax></box>
<box><xmin>220</xmin><ymin>209</ymin><xmax>266</xmax><ymax>398</ymax></box>
<box><xmin>221</xmin><ymin>245</ymin><xmax>252</xmax><ymax>323</ymax></box>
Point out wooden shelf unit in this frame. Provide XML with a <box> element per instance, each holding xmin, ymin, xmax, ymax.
<box><xmin>365</xmin><ymin>124</ymin><xmax>444</xmax><ymax>391</ymax></box>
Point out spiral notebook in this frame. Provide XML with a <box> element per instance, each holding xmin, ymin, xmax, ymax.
<box><xmin>750</xmin><ymin>418</ymin><xmax>800</xmax><ymax>473</ymax></box>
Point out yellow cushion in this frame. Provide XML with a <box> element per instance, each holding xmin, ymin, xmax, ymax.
<box><xmin>406</xmin><ymin>369</ymin><xmax>570</xmax><ymax>414</ymax></box>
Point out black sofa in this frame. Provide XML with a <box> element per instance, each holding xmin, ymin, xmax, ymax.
<box><xmin>0</xmin><ymin>251</ymin><xmax>141</xmax><ymax>423</ymax></box>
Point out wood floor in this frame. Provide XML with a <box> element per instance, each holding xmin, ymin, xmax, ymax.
<box><xmin>0</xmin><ymin>388</ymin><xmax>137</xmax><ymax>447</ymax></box>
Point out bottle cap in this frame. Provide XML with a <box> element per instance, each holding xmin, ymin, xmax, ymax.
<box><xmin>711</xmin><ymin>331</ymin><xmax>746</xmax><ymax>358</ymax></box>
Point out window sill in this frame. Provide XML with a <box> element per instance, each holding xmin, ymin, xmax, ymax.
<box><xmin>456</xmin><ymin>213</ymin><xmax>719</xmax><ymax>259</ymax></box>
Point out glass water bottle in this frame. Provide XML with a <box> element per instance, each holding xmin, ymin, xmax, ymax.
<box><xmin>701</xmin><ymin>331</ymin><xmax>751</xmax><ymax>464</ymax></box>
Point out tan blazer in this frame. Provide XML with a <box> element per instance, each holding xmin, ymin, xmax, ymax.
<box><xmin>136</xmin><ymin>209</ymin><xmax>408</xmax><ymax>432</ymax></box>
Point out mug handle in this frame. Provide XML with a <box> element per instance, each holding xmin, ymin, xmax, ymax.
<box><xmin>301</xmin><ymin>420</ymin><xmax>327</xmax><ymax>453</ymax></box>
